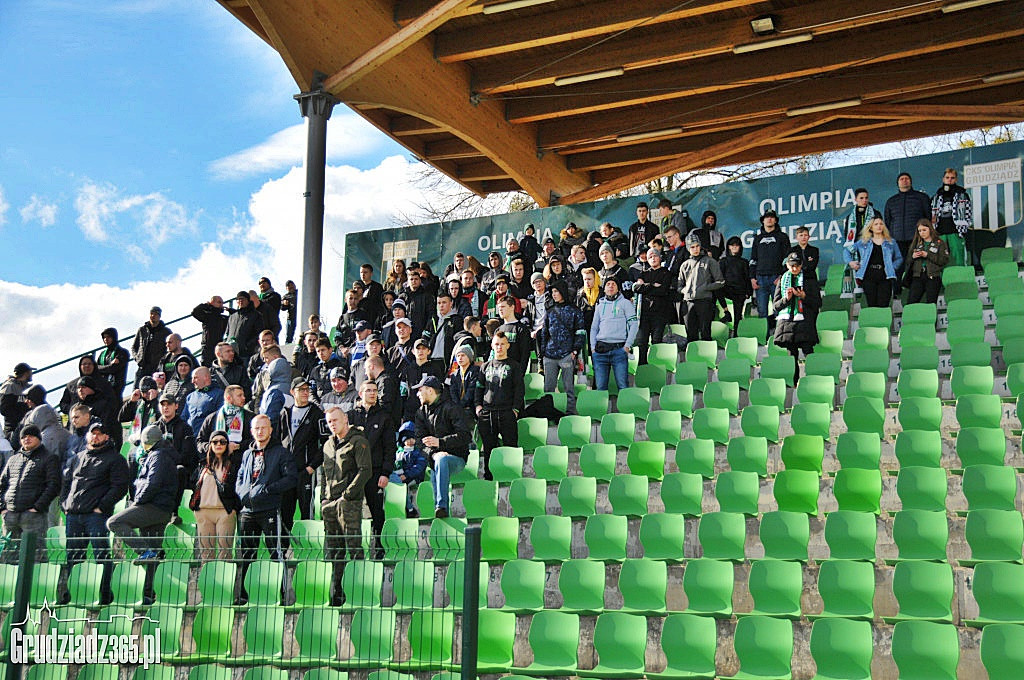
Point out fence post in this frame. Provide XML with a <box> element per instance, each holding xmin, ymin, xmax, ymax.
<box><xmin>6</xmin><ymin>531</ymin><xmax>37</xmax><ymax>680</ymax></box>
<box><xmin>461</xmin><ymin>525</ymin><xmax>481</xmax><ymax>680</ymax></box>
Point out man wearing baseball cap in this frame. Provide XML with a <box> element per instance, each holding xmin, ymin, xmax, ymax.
<box><xmin>0</xmin><ymin>363</ymin><xmax>34</xmax><ymax>438</ymax></box>
<box><xmin>402</xmin><ymin>339</ymin><xmax>445</xmax><ymax>421</ymax></box>
<box><xmin>387</xmin><ymin>317</ymin><xmax>416</xmax><ymax>370</ymax></box>
<box><xmin>226</xmin><ymin>291</ymin><xmax>262</xmax><ymax>366</ymax></box>
<box><xmin>350</xmin><ymin>320</ymin><xmax>373</xmax><ymax>363</ymax></box>
<box><xmin>155</xmin><ymin>392</ymin><xmax>198</xmax><ymax>523</ymax></box>
<box><xmin>0</xmin><ymin>423</ymin><xmax>60</xmax><ymax>563</ymax></box>
<box><xmin>412</xmin><ymin>375</ymin><xmax>471</xmax><ymax>518</ymax></box>
<box><xmin>319</xmin><ymin>365</ymin><xmax>357</xmax><ymax>413</ymax></box>
<box><xmin>279</xmin><ymin>377</ymin><xmax>326</xmax><ymax>535</ymax></box>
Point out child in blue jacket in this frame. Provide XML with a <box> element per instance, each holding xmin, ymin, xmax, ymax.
<box><xmin>389</xmin><ymin>422</ymin><xmax>429</xmax><ymax>518</ymax></box>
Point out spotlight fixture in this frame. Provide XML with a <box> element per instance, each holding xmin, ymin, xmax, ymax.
<box><xmin>616</xmin><ymin>128</ymin><xmax>683</xmax><ymax>143</ymax></box>
<box><xmin>983</xmin><ymin>69</ymin><xmax>1024</xmax><ymax>83</ymax></box>
<box><xmin>733</xmin><ymin>33</ymin><xmax>813</xmax><ymax>54</ymax></box>
<box><xmin>786</xmin><ymin>98</ymin><xmax>862</xmax><ymax>116</ymax></box>
<box><xmin>750</xmin><ymin>15</ymin><xmax>778</xmax><ymax>36</ymax></box>
<box><xmin>941</xmin><ymin>0</ymin><xmax>1006</xmax><ymax>12</ymax></box>
<box><xmin>554</xmin><ymin>67</ymin><xmax>625</xmax><ymax>87</ymax></box>
<box><xmin>481</xmin><ymin>0</ymin><xmax>557</xmax><ymax>14</ymax></box>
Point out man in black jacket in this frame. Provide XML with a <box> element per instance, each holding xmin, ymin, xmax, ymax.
<box><xmin>60</xmin><ymin>421</ymin><xmax>130</xmax><ymax>604</ymax></box>
<box><xmin>402</xmin><ymin>340</ymin><xmax>445</xmax><ymax>421</ymax></box>
<box><xmin>413</xmin><ymin>375</ymin><xmax>471</xmax><ymax>518</ymax></box>
<box><xmin>358</xmin><ymin>264</ymin><xmax>386</xmax><ymax>323</ymax></box>
<box><xmin>196</xmin><ymin>384</ymin><xmax>255</xmax><ymax>459</ymax></box>
<box><xmin>279</xmin><ymin>378</ymin><xmax>326</xmax><ymax>536</ymax></box>
<box><xmin>212</xmin><ymin>342</ymin><xmax>251</xmax><ymax>400</ymax></box>
<box><xmin>475</xmin><ymin>332</ymin><xmax>525</xmax><ymax>481</ymax></box>
<box><xmin>496</xmin><ymin>297</ymin><xmax>532</xmax><ymax>374</ymax></box>
<box><xmin>254</xmin><ymin>277</ymin><xmax>283</xmax><ymax>342</ymax></box>
<box><xmin>425</xmin><ymin>293</ymin><xmax>462</xmax><ymax>366</ymax></box>
<box><xmin>633</xmin><ymin>248</ymin><xmax>676</xmax><ymax>364</ymax></box>
<box><xmin>95</xmin><ymin>328</ymin><xmax>131</xmax><ymax>397</ymax></box>
<box><xmin>749</xmin><ymin>210</ymin><xmax>791</xmax><ymax>329</ymax></box>
<box><xmin>234</xmin><ymin>414</ymin><xmax>297</xmax><ymax>605</ymax></box>
<box><xmin>365</xmin><ymin>355</ymin><xmax>403</xmax><ymax>428</ymax></box>
<box><xmin>226</xmin><ymin>291</ymin><xmax>262</xmax><ymax>366</ymax></box>
<box><xmin>628</xmin><ymin>202</ymin><xmax>660</xmax><ymax>259</ymax></box>
<box><xmin>191</xmin><ymin>296</ymin><xmax>228</xmax><ymax>366</ymax></box>
<box><xmin>350</xmin><ymin>381</ymin><xmax>396</xmax><ymax>558</ymax></box>
<box><xmin>399</xmin><ymin>269</ymin><xmax>433</xmax><ymax>340</ymax></box>
<box><xmin>884</xmin><ymin>172</ymin><xmax>932</xmax><ymax>289</ymax></box>
<box><xmin>155</xmin><ymin>394</ymin><xmax>198</xmax><ymax>520</ymax></box>
<box><xmin>131</xmin><ymin>307</ymin><xmax>171</xmax><ymax>388</ymax></box>
<box><xmin>0</xmin><ymin>425</ymin><xmax>60</xmax><ymax>563</ymax></box>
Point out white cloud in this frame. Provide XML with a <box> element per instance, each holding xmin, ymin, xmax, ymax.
<box><xmin>208</xmin><ymin>113</ymin><xmax>392</xmax><ymax>180</ymax></box>
<box><xmin>0</xmin><ymin>186</ymin><xmax>9</xmax><ymax>227</ymax></box>
<box><xmin>19</xmin><ymin>195</ymin><xmax>59</xmax><ymax>228</ymax></box>
<box><xmin>73</xmin><ymin>180</ymin><xmax>198</xmax><ymax>259</ymax></box>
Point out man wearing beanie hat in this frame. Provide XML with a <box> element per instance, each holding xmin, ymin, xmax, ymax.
<box><xmin>191</xmin><ymin>297</ymin><xmax>229</xmax><ymax>368</ymax></box>
<box><xmin>678</xmin><ymin>232</ymin><xmax>725</xmax><ymax>342</ymax></box>
<box><xmin>539</xmin><ymin>279</ymin><xmax>585</xmax><ymax>414</ymax></box>
<box><xmin>1</xmin><ymin>363</ymin><xmax>35</xmax><ymax>438</ymax></box>
<box><xmin>131</xmin><ymin>307</ymin><xmax>171</xmax><ymax>389</ymax></box>
<box><xmin>633</xmin><ymin>247</ymin><xmax>676</xmax><ymax>364</ymax></box>
<box><xmin>480</xmin><ymin>251</ymin><xmax>505</xmax><ymax>293</ymax></box>
<box><xmin>226</xmin><ymin>291</ymin><xmax>262</xmax><ymax>366</ymax></box>
<box><xmin>598</xmin><ymin>242</ymin><xmax>633</xmax><ymax>300</ymax></box>
<box><xmin>380</xmin><ymin>298</ymin><xmax>408</xmax><ymax>350</ymax></box>
<box><xmin>319</xmin><ymin>365</ymin><xmax>358</xmax><ymax>413</ymax></box>
<box><xmin>525</xmin><ymin>273</ymin><xmax>552</xmax><ymax>370</ymax></box>
<box><xmin>96</xmin><ymin>327</ymin><xmax>131</xmax><ymax>397</ymax></box>
<box><xmin>107</xmin><ymin>423</ymin><xmax>177</xmax><ymax>596</ymax></box>
<box><xmin>446</xmin><ymin>343</ymin><xmax>481</xmax><ymax>421</ymax></box>
<box><xmin>0</xmin><ymin>423</ymin><xmax>60</xmax><ymax>562</ymax></box>
<box><xmin>18</xmin><ymin>384</ymin><xmax>68</xmax><ymax>468</ymax></box>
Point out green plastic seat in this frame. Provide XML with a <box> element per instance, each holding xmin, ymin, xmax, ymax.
<box><xmin>600</xmin><ymin>413</ymin><xmax>636</xmax><ymax>447</ymax></box>
<box><xmin>903</xmin><ymin>302</ymin><xmax>937</xmax><ymax>326</ymax></box>
<box><xmin>715</xmin><ymin>471</ymin><xmax>761</xmax><ymax>515</ymax></box>
<box><xmin>577</xmin><ymin>612</ymin><xmax>647</xmax><ymax>678</ymax></box>
<box><xmin>153</xmin><ymin>561</ymin><xmax>190</xmax><ymax>606</ymax></box>
<box><xmin>480</xmin><ymin>517</ymin><xmax>519</xmax><ymax>563</ymax></box>
<box><xmin>558</xmin><ymin>559</ymin><xmax>606</xmax><ymax>614</ymax></box>
<box><xmin>384</xmin><ymin>482</ymin><xmax>409</xmax><ymax>520</ymax></box>
<box><xmin>795</xmin><ymin>375</ymin><xmax>835</xmax><ymax>406</ymax></box>
<box><xmin>475</xmin><ymin>609</ymin><xmax>516</xmax><ymax>673</ymax></box>
<box><xmin>737</xmin><ymin>316</ymin><xmax>769</xmax><ymax>343</ymax></box>
<box><xmin>513</xmin><ymin>611</ymin><xmax>579</xmax><ymax>676</ymax></box>
<box><xmin>858</xmin><ymin>306</ymin><xmax>892</xmax><ymax>330</ymax></box>
<box><xmin>488</xmin><ymin>447</ymin><xmax>524</xmax><ymax>483</ymax></box>
<box><xmin>891</xmin><ymin>621</ymin><xmax>959</xmax><ymax>680</ymax></box>
<box><xmin>833</xmin><ymin>469</ymin><xmax>882</xmax><ymax>514</ymax></box>
<box><xmin>760</xmin><ymin>354</ymin><xmax>796</xmax><ymax>387</ymax></box>
<box><xmin>558</xmin><ymin>476</ymin><xmax>597</xmax><ymax>517</ymax></box>
<box><xmin>964</xmin><ymin>509</ymin><xmax>1024</xmax><ymax>565</ymax></box>
<box><xmin>28</xmin><ymin>563</ymin><xmax>60</xmax><ymax>608</ymax></box>
<box><xmin>337</xmin><ymin>609</ymin><xmax>398</xmax><ymax>668</ymax></box>
<box><xmin>990</xmin><ymin>276</ymin><xmax>1024</xmax><ymax>301</ymax></box>
<box><xmin>892</xmin><ymin>510</ymin><xmax>948</xmax><ymax>562</ymax></box>
<box><xmin>981</xmin><ymin>247</ymin><xmax>1015</xmax><ymax>266</ymax></box>
<box><xmin>899</xmin><ymin>345</ymin><xmax>939</xmax><ymax>371</ymax></box>
<box><xmin>898</xmin><ymin>322</ymin><xmax>936</xmax><ymax>349</ymax></box>
<box><xmin>648</xmin><ymin>613</ymin><xmax>717</xmax><ymax>679</ymax></box>
<box><xmin>748</xmin><ymin>378</ymin><xmax>787</xmax><ymax>412</ymax></box>
<box><xmin>683</xmin><ymin>557</ymin><xmax>734</xmax><ymax>617</ymax></box>
<box><xmin>579</xmin><ymin>443</ymin><xmax>616</xmax><ymax>482</ymax></box>
<box><xmin>197</xmin><ymin>560</ymin><xmax>237</xmax><ymax>606</ymax></box>
<box><xmin>741</xmin><ymin>404</ymin><xmax>780</xmax><ymax>442</ymax></box>
<box><xmin>898</xmin><ymin>397</ymin><xmax>942</xmax><ymax>431</ymax></box>
<box><xmin>773</xmin><ymin>470</ymin><xmax>820</xmax><ymax>515</ymax></box>
<box><xmin>555</xmin><ymin>415</ymin><xmax>591</xmax><ymax>450</ymax></box>
<box><xmin>897</xmin><ymin>369</ymin><xmax>939</xmax><ymax>399</ymax></box>
<box><xmin>686</xmin><ymin>340</ymin><xmax>719</xmax><ymax>369</ymax></box>
<box><xmin>790</xmin><ymin>402</ymin><xmax>831</xmax><ymax>440</ymax></box>
<box><xmin>732</xmin><ymin>615</ymin><xmax>794</xmax><ymax>679</ymax></box>
<box><xmin>780</xmin><ymin>434</ymin><xmax>824</xmax><ymax>474</ymax></box>
<box><xmin>854</xmin><ymin>326</ymin><xmax>889</xmax><ymax>352</ymax></box>
<box><xmin>578</xmin><ymin>390</ymin><xmax>611</xmax><ymax>421</ymax></box>
<box><xmin>950</xmin><ymin>341</ymin><xmax>991</xmax><ymax>368</ymax></box>
<box><xmin>518</xmin><ymin>418</ymin><xmax>548</xmax><ymax>451</ymax></box>
<box><xmin>659</xmin><ymin>383</ymin><xmax>695</xmax><ymax>417</ymax></box>
<box><xmin>462</xmin><ymin>479</ymin><xmax>499</xmax><ymax>520</ymax></box>
<box><xmin>631</xmin><ymin>366</ymin><xmax>666</xmax><ymax>396</ymax></box>
<box><xmin>697</xmin><ymin>511</ymin><xmax>746</xmax><ymax>560</ymax></box>
<box><xmin>814</xmin><ymin>329</ymin><xmax>845</xmax><ymax>356</ymax></box>
<box><xmin>242</xmin><ymin>560</ymin><xmax>284</xmax><ymax>608</ymax></box>
<box><xmin>639</xmin><ymin>512</ymin><xmax>686</xmax><ymax>562</ymax></box>
<box><xmin>886</xmin><ymin>561</ymin><xmax>954</xmax><ymax>623</ymax></box>
<box><xmin>967</xmin><ymin>562</ymin><xmax>1024</xmax><ymax>626</ymax></box>
<box><xmin>676</xmin><ymin>438</ymin><xmax>716</xmax><ymax>478</ymax></box>
<box><xmin>825</xmin><ymin>511</ymin><xmax>877</xmax><ymax>561</ymax></box>
<box><xmin>617</xmin><ymin>387</ymin><xmax>652</xmax><ymax>420</ymax></box>
<box><xmin>842</xmin><ymin>396</ymin><xmax>885</xmax><ymax>435</ymax></box>
<box><xmin>525</xmin><ymin>373</ymin><xmax>545</xmax><ymax>401</ymax></box>
<box><xmin>895</xmin><ymin>429</ymin><xmax>943</xmax><ymax>468</ymax></box>
<box><xmin>981</xmin><ymin>622</ymin><xmax>1024</xmax><ymax>677</ymax></box>
<box><xmin>896</xmin><ymin>466</ymin><xmax>948</xmax><ymax>512</ymax></box>
<box><xmin>180</xmin><ymin>606</ymin><xmax>234</xmax><ymax>663</ymax></box>
<box><xmin>767</xmin><ymin>337</ymin><xmax>793</xmax><ymax>358</ymax></box>
<box><xmin>675</xmin><ymin>361</ymin><xmax>709</xmax><ymax>392</ymax></box>
<box><xmin>851</xmin><ymin>349</ymin><xmax>889</xmax><ymax>376</ymax></box>
<box><xmin>844</xmin><ymin>372</ymin><xmax>886</xmax><ymax>401</ymax></box>
<box><xmin>617</xmin><ymin>558</ymin><xmax>668</xmax><ymax>615</ymax></box>
<box><xmin>815</xmin><ymin>559</ymin><xmax>875</xmax><ymax>620</ymax></box>
<box><xmin>231</xmin><ymin>605</ymin><xmax>285</xmax><ymax>665</ymax></box>
<box><xmin>626</xmin><ymin>441</ymin><xmax>665</xmax><ymax>480</ymax></box>
<box><xmin>946</xmin><ymin>318</ymin><xmax>986</xmax><ymax>346</ymax></box>
<box><xmin>25</xmin><ymin>668</ymin><xmax>68</xmax><ymax>680</ymax></box>
<box><xmin>646</xmin><ymin>409</ymin><xmax>682</xmax><ymax>446</ymax></box>
<box><xmin>1006</xmin><ymin>363</ymin><xmax>1024</xmax><ymax>398</ymax></box>
<box><xmin>584</xmin><ymin>514</ymin><xmax>628</xmax><ymax>562</ymax></box>
<box><xmin>817</xmin><ymin>310</ymin><xmax>850</xmax><ymax>336</ymax></box>
<box><xmin>717</xmin><ymin>358</ymin><xmax>753</xmax><ymax>389</ymax></box>
<box><xmin>805</xmin><ymin>353</ymin><xmax>842</xmax><ymax>382</ymax></box>
<box><xmin>78</xmin><ymin>668</ymin><xmax>120</xmax><ymax>680</ymax></box>
<box><xmin>428</xmin><ymin>517</ymin><xmax>467</xmax><ymax>563</ymax></box>
<box><xmin>608</xmin><ymin>473</ymin><xmax>650</xmax><ymax>517</ymax></box>
<box><xmin>291</xmin><ymin>519</ymin><xmax>326</xmax><ymax>560</ymax></box>
<box><xmin>997</xmin><ymin>315</ymin><xmax>1024</xmax><ymax>345</ymax></box>
<box><xmin>835</xmin><ymin>431</ymin><xmax>881</xmax><ymax>471</ymax></box>
<box><xmin>956</xmin><ymin>395</ymin><xmax>1003</xmax><ymax>429</ymax></box>
<box><xmin>647</xmin><ymin>343</ymin><xmax>679</xmax><ymax>373</ymax></box>
<box><xmin>692</xmin><ymin>407</ymin><xmax>730</xmax><ymax>445</ymax></box>
<box><xmin>533</xmin><ymin>444</ymin><xmax>569</xmax><ymax>481</ymax></box>
<box><xmin>661</xmin><ymin>472</ymin><xmax>705</xmax><ymax>517</ymax></box>
<box><xmin>759</xmin><ymin>510</ymin><xmax>809</xmax><ymax>562</ymax></box>
<box><xmin>529</xmin><ymin>514</ymin><xmax>573</xmax><ymax>562</ymax></box>
<box><xmin>744</xmin><ymin>559</ymin><xmax>803</xmax><ymax>619</ymax></box>
<box><xmin>995</xmin><ymin>293</ymin><xmax>1024</xmax><ymax>320</ymax></box>
<box><xmin>140</xmin><ymin>605</ymin><xmax>184</xmax><ymax>657</ymax></box>
<box><xmin>727</xmin><ymin>436</ymin><xmax>769</xmax><ymax>476</ymax></box>
<box><xmin>499</xmin><ymin>559</ymin><xmax>545</xmax><ymax>613</ymax></box>
<box><xmin>809</xmin><ymin>618</ymin><xmax>873</xmax><ymax>679</ymax></box>
<box><xmin>67</xmin><ymin>562</ymin><xmax>104</xmax><ymax>607</ymax></box>
<box><xmin>340</xmin><ymin>560</ymin><xmax>384</xmax><ymax>610</ymax></box>
<box><xmin>703</xmin><ymin>380</ymin><xmax>740</xmax><ymax>415</ymax></box>
<box><xmin>947</xmin><ymin>297</ymin><xmax>984</xmax><ymax>322</ymax></box>
<box><xmin>509</xmin><ymin>477</ymin><xmax>547</xmax><ymax>518</ymax></box>
<box><xmin>956</xmin><ymin>427</ymin><xmax>1006</xmax><ymax>468</ymax></box>
<box><xmin>291</xmin><ymin>560</ymin><xmax>332</xmax><ymax>608</ymax></box>
<box><xmin>726</xmin><ymin>336</ymin><xmax>759</xmax><ymax>364</ymax></box>
<box><xmin>963</xmin><ymin>464</ymin><xmax>1017</xmax><ymax>512</ymax></box>
<box><xmin>452</xmin><ymin>449</ymin><xmax>480</xmax><ymax>485</ymax></box>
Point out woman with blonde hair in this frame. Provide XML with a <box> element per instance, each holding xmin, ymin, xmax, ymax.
<box><xmin>576</xmin><ymin>267</ymin><xmax>602</xmax><ymax>333</ymax></box>
<box><xmin>848</xmin><ymin>217</ymin><xmax>903</xmax><ymax>307</ymax></box>
<box><xmin>383</xmin><ymin>258</ymin><xmax>407</xmax><ymax>295</ymax></box>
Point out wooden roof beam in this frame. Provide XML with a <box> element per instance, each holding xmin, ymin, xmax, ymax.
<box><xmin>504</xmin><ymin>6</ymin><xmax>1024</xmax><ymax>122</ymax></box>
<box><xmin>458</xmin><ymin>159</ymin><xmax>512</xmax><ymax>181</ymax></box>
<box><xmin>472</xmin><ymin>0</ymin><xmax>947</xmax><ymax>94</ymax></box>
<box><xmin>424</xmin><ymin>137</ymin><xmax>486</xmax><ymax>160</ymax></box>
<box><xmin>324</xmin><ymin>0</ymin><xmax>478</xmax><ymax>93</ymax></box>
<box><xmin>566</xmin><ymin>127</ymin><xmax>760</xmax><ymax>171</ymax></box>
<box><xmin>435</xmin><ymin>0</ymin><xmax>762</xmax><ymax>62</ymax></box>
<box><xmin>395</xmin><ymin>0</ymin><xmax>485</xmax><ymax>24</ymax></box>
<box><xmin>391</xmin><ymin>116</ymin><xmax>446</xmax><ymax>136</ymax></box>
<box><xmin>844</xmin><ymin>104</ymin><xmax>1024</xmax><ymax>122</ymax></box>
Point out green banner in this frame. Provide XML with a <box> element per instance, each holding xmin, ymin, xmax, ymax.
<box><xmin>345</xmin><ymin>141</ymin><xmax>1024</xmax><ymax>284</ymax></box>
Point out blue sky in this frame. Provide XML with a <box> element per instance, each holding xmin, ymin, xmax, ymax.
<box><xmin>0</xmin><ymin>0</ymin><xmax>405</xmax><ymax>287</ymax></box>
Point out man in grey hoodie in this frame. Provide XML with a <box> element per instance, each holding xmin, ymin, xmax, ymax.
<box><xmin>590</xmin><ymin>278</ymin><xmax>638</xmax><ymax>391</ymax></box>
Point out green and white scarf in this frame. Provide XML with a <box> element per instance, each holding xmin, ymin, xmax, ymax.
<box><xmin>216</xmin><ymin>403</ymin><xmax>245</xmax><ymax>444</ymax></box>
<box><xmin>776</xmin><ymin>270</ymin><xmax>804</xmax><ymax>321</ymax></box>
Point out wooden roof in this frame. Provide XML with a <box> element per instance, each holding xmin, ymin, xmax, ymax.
<box><xmin>217</xmin><ymin>0</ymin><xmax>1024</xmax><ymax>206</ymax></box>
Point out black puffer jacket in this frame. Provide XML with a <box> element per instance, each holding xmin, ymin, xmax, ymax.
<box><xmin>350</xmin><ymin>403</ymin><xmax>397</xmax><ymax>477</ymax></box>
<box><xmin>132</xmin><ymin>440</ymin><xmax>179</xmax><ymax>512</ymax></box>
<box><xmin>0</xmin><ymin>445</ymin><xmax>60</xmax><ymax>513</ymax></box>
<box><xmin>62</xmin><ymin>440</ymin><xmax>130</xmax><ymax>515</ymax></box>
<box><xmin>226</xmin><ymin>306</ymin><xmax>262</xmax><ymax>360</ymax></box>
<box><xmin>414</xmin><ymin>398</ymin><xmax>472</xmax><ymax>461</ymax></box>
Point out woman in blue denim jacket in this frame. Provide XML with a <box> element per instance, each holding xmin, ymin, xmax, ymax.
<box><xmin>844</xmin><ymin>217</ymin><xmax>903</xmax><ymax>308</ymax></box>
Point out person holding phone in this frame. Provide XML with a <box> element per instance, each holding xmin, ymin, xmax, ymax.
<box><xmin>904</xmin><ymin>218</ymin><xmax>951</xmax><ymax>304</ymax></box>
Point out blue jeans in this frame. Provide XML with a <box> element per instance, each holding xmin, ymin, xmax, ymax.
<box><xmin>755</xmin><ymin>274</ymin><xmax>778</xmax><ymax>320</ymax></box>
<box><xmin>431</xmin><ymin>454</ymin><xmax>466</xmax><ymax>511</ymax></box>
<box><xmin>593</xmin><ymin>347</ymin><xmax>629</xmax><ymax>391</ymax></box>
<box><xmin>64</xmin><ymin>512</ymin><xmax>114</xmax><ymax>599</ymax></box>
